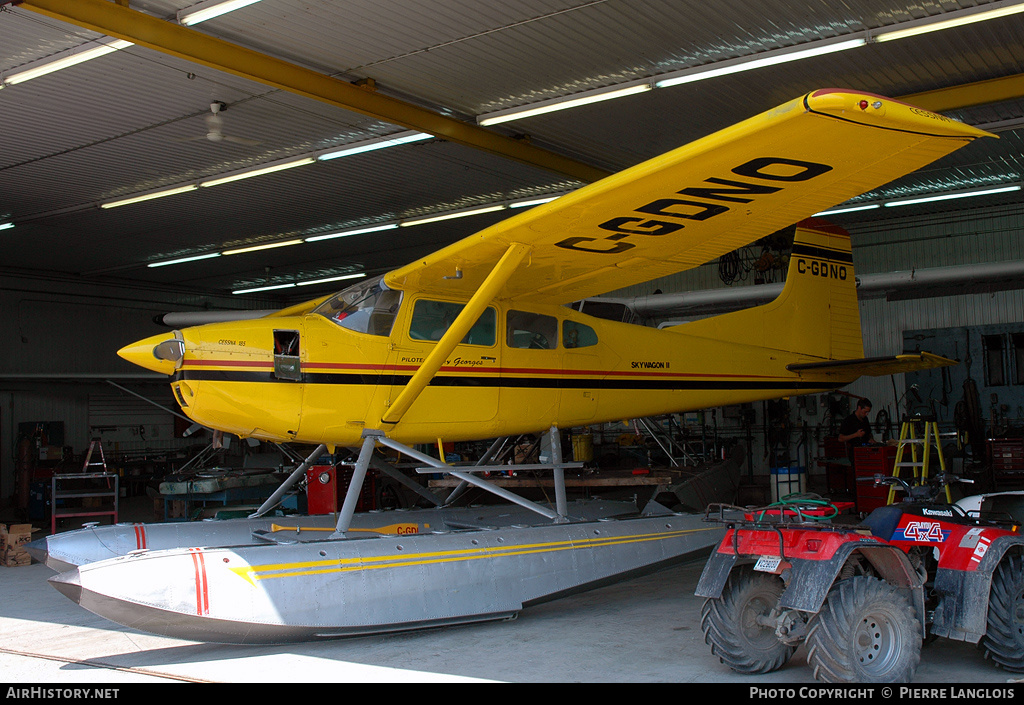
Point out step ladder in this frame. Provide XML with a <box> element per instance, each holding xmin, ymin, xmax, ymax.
<box><xmin>887</xmin><ymin>415</ymin><xmax>951</xmax><ymax>505</ymax></box>
<box><xmin>52</xmin><ymin>439</ymin><xmax>118</xmax><ymax>533</ymax></box>
<box><xmin>81</xmin><ymin>438</ymin><xmax>107</xmax><ymax>472</ymax></box>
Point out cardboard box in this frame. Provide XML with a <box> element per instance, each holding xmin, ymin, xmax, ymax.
<box><xmin>1</xmin><ymin>523</ymin><xmax>35</xmax><ymax>567</ymax></box>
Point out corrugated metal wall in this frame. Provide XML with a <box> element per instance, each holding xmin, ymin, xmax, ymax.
<box><xmin>0</xmin><ymin>272</ymin><xmax>254</xmax><ymax>499</ymax></box>
<box><xmin>845</xmin><ymin>203</ymin><xmax>1024</xmax><ymax>410</ymax></box>
<box><xmin>87</xmin><ymin>390</ymin><xmax>186</xmax><ymax>459</ymax></box>
<box><xmin>0</xmin><ymin>273</ymin><xmax>263</xmax><ymax>377</ymax></box>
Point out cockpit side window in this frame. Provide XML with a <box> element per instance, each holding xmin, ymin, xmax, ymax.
<box><xmin>409</xmin><ymin>300</ymin><xmax>496</xmax><ymax>346</ymax></box>
<box><xmin>563</xmin><ymin>320</ymin><xmax>598</xmax><ymax>349</ymax></box>
<box><xmin>313</xmin><ymin>276</ymin><xmax>403</xmax><ymax>336</ymax></box>
<box><xmin>507</xmin><ymin>310</ymin><xmax>558</xmax><ymax>350</ymax></box>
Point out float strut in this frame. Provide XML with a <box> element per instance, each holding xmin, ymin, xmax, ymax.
<box><xmin>335</xmin><ymin>431</ymin><xmax>381</xmax><ymax>534</ymax></box>
<box><xmin>250</xmin><ymin>443</ymin><xmax>327</xmax><ymax>518</ymax></box>
<box><xmin>445</xmin><ymin>435</ymin><xmax>506</xmax><ymax>505</ymax></box>
<box><xmin>550</xmin><ymin>426</ymin><xmax>568</xmax><ymax>518</ymax></box>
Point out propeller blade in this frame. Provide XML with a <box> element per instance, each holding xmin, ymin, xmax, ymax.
<box><xmin>223</xmin><ymin>135</ymin><xmax>262</xmax><ymax>146</ymax></box>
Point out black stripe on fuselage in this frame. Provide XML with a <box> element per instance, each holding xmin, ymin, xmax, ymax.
<box><xmin>791</xmin><ymin>243</ymin><xmax>853</xmax><ymax>263</ymax></box>
<box><xmin>174</xmin><ymin>369</ymin><xmax>831</xmax><ymax>391</ymax></box>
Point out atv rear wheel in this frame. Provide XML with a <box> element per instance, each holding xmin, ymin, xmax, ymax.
<box><xmin>701</xmin><ymin>566</ymin><xmax>794</xmax><ymax>674</ymax></box>
<box><xmin>806</xmin><ymin>576</ymin><xmax>921</xmax><ymax>683</ymax></box>
<box><xmin>982</xmin><ymin>554</ymin><xmax>1024</xmax><ymax>672</ymax></box>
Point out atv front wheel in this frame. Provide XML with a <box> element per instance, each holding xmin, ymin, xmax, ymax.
<box><xmin>701</xmin><ymin>566</ymin><xmax>795</xmax><ymax>674</ymax></box>
<box><xmin>982</xmin><ymin>554</ymin><xmax>1024</xmax><ymax>672</ymax></box>
<box><xmin>806</xmin><ymin>576</ymin><xmax>921</xmax><ymax>683</ymax></box>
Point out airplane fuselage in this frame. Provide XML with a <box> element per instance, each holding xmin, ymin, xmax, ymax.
<box><xmin>165</xmin><ymin>292</ymin><xmax>839</xmax><ymax>447</ymax></box>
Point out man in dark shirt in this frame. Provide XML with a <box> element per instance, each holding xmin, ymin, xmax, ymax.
<box><xmin>838</xmin><ymin>398</ymin><xmax>876</xmax><ymax>464</ymax></box>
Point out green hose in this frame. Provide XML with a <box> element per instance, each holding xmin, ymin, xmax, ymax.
<box><xmin>754</xmin><ymin>494</ymin><xmax>838</xmax><ymax>522</ymax></box>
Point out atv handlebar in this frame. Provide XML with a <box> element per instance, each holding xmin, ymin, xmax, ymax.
<box><xmin>859</xmin><ymin>472</ymin><xmax>971</xmax><ymax>502</ymax></box>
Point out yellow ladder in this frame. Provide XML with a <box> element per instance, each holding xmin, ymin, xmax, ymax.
<box><xmin>81</xmin><ymin>438</ymin><xmax>108</xmax><ymax>472</ymax></box>
<box><xmin>887</xmin><ymin>416</ymin><xmax>950</xmax><ymax>504</ymax></box>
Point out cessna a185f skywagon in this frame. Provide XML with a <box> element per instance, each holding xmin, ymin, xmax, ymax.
<box><xmin>45</xmin><ymin>90</ymin><xmax>989</xmax><ymax>644</ymax></box>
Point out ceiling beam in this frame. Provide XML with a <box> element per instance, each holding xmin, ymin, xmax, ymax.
<box><xmin>13</xmin><ymin>0</ymin><xmax>612</xmax><ymax>184</ymax></box>
<box><xmin>899</xmin><ymin>72</ymin><xmax>1024</xmax><ymax>113</ymax></box>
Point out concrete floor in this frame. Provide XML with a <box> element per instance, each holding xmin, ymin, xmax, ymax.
<box><xmin>3</xmin><ymin>499</ymin><xmax>1024</xmax><ymax>684</ymax></box>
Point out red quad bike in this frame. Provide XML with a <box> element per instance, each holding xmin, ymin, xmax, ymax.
<box><xmin>695</xmin><ymin>473</ymin><xmax>1024</xmax><ymax>683</ymax></box>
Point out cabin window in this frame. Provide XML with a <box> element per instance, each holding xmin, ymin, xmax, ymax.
<box><xmin>563</xmin><ymin>320</ymin><xmax>598</xmax><ymax>349</ymax></box>
<box><xmin>507</xmin><ymin>310</ymin><xmax>557</xmax><ymax>349</ymax></box>
<box><xmin>313</xmin><ymin>275</ymin><xmax>403</xmax><ymax>336</ymax></box>
<box><xmin>408</xmin><ymin>300</ymin><xmax>496</xmax><ymax>346</ymax></box>
<box><xmin>273</xmin><ymin>330</ymin><xmax>301</xmax><ymax>381</ymax></box>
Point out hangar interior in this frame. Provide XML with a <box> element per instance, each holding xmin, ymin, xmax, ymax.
<box><xmin>2</xmin><ymin>1</ymin><xmax>1024</xmax><ymax>528</ymax></box>
<box><xmin>6</xmin><ymin>0</ymin><xmax>1024</xmax><ymax>685</ymax></box>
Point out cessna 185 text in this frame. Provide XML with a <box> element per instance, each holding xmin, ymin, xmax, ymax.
<box><xmin>44</xmin><ymin>90</ymin><xmax>989</xmax><ymax>643</ymax></box>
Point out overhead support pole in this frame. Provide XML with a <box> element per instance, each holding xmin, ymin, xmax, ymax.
<box><xmin>14</xmin><ymin>0</ymin><xmax>610</xmax><ymax>184</ymax></box>
<box><xmin>250</xmin><ymin>443</ymin><xmax>326</xmax><ymax>518</ymax></box>
<box><xmin>381</xmin><ymin>242</ymin><xmax>531</xmax><ymax>426</ymax></box>
<box><xmin>899</xmin><ymin>72</ymin><xmax>1024</xmax><ymax>114</ymax></box>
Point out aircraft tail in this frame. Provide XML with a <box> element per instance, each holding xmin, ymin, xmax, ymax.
<box><xmin>672</xmin><ymin>219</ymin><xmax>863</xmax><ymax>362</ymax></box>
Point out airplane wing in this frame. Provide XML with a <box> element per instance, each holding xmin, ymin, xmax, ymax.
<box><xmin>787</xmin><ymin>352</ymin><xmax>957</xmax><ymax>377</ymax></box>
<box><xmin>385</xmin><ymin>89</ymin><xmax>992</xmax><ymax>304</ymax></box>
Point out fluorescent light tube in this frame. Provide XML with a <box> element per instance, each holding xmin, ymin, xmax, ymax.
<box><xmin>222</xmin><ymin>239</ymin><xmax>304</xmax><ymax>256</ymax></box>
<box><xmin>510</xmin><ymin>196</ymin><xmax>560</xmax><ymax>208</ymax></box>
<box><xmin>876</xmin><ymin>3</ymin><xmax>1024</xmax><ymax>42</ymax></box>
<box><xmin>884</xmin><ymin>185</ymin><xmax>1020</xmax><ymax>207</ymax></box>
<box><xmin>200</xmin><ymin>157</ymin><xmax>314</xmax><ymax>188</ymax></box>
<box><xmin>656</xmin><ymin>38</ymin><xmax>866</xmax><ymax>89</ymax></box>
<box><xmin>148</xmin><ymin>253</ymin><xmax>222</xmax><ymax>268</ymax></box>
<box><xmin>0</xmin><ymin>222</ymin><xmax>14</xmax><ymax>232</ymax></box>
<box><xmin>400</xmin><ymin>205</ymin><xmax>506</xmax><ymax>227</ymax></box>
<box><xmin>318</xmin><ymin>133</ymin><xmax>432</xmax><ymax>161</ymax></box>
<box><xmin>305</xmin><ymin>224</ymin><xmax>398</xmax><ymax>243</ymax></box>
<box><xmin>478</xmin><ymin>84</ymin><xmax>651</xmax><ymax>126</ymax></box>
<box><xmin>233</xmin><ymin>282</ymin><xmax>296</xmax><ymax>295</ymax></box>
<box><xmin>179</xmin><ymin>0</ymin><xmax>262</xmax><ymax>26</ymax></box>
<box><xmin>3</xmin><ymin>39</ymin><xmax>133</xmax><ymax>85</ymax></box>
<box><xmin>813</xmin><ymin>204</ymin><xmax>882</xmax><ymax>217</ymax></box>
<box><xmin>297</xmin><ymin>273</ymin><xmax>366</xmax><ymax>286</ymax></box>
<box><xmin>101</xmin><ymin>185</ymin><xmax>197</xmax><ymax>209</ymax></box>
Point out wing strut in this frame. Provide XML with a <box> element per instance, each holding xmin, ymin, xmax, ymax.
<box><xmin>380</xmin><ymin>242</ymin><xmax>531</xmax><ymax>426</ymax></box>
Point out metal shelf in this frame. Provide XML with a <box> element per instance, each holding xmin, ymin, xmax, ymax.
<box><xmin>51</xmin><ymin>473</ymin><xmax>119</xmax><ymax>535</ymax></box>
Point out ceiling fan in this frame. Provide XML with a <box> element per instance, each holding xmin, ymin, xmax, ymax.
<box><xmin>181</xmin><ymin>101</ymin><xmax>261</xmax><ymax>146</ymax></box>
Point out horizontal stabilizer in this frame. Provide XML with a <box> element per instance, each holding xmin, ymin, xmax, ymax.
<box><xmin>787</xmin><ymin>352</ymin><xmax>957</xmax><ymax>377</ymax></box>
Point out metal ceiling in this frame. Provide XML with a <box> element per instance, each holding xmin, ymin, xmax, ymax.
<box><xmin>1</xmin><ymin>0</ymin><xmax>1023</xmax><ymax>303</ymax></box>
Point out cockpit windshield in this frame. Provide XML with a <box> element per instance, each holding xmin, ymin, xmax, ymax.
<box><xmin>313</xmin><ymin>275</ymin><xmax>403</xmax><ymax>336</ymax></box>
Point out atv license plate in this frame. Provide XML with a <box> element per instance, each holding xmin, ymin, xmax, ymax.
<box><xmin>754</xmin><ymin>555</ymin><xmax>782</xmax><ymax>573</ymax></box>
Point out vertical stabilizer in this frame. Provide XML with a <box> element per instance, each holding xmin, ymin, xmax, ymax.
<box><xmin>670</xmin><ymin>219</ymin><xmax>863</xmax><ymax>362</ymax></box>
